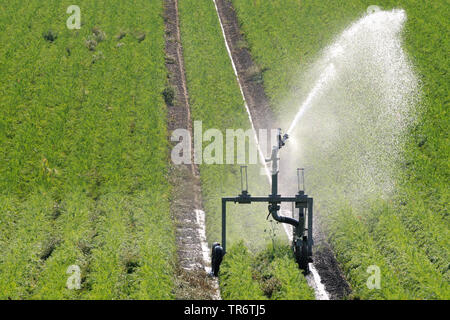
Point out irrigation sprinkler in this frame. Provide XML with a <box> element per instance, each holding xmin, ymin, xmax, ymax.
<box><xmin>211</xmin><ymin>129</ymin><xmax>313</xmax><ymax>276</ymax></box>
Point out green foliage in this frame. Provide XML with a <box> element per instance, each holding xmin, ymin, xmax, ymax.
<box><xmin>220</xmin><ymin>242</ymin><xmax>267</xmax><ymax>300</ymax></box>
<box><xmin>220</xmin><ymin>242</ymin><xmax>315</xmax><ymax>300</ymax></box>
<box><xmin>162</xmin><ymin>86</ymin><xmax>175</xmax><ymax>106</ymax></box>
<box><xmin>0</xmin><ymin>0</ymin><xmax>175</xmax><ymax>299</ymax></box>
<box><xmin>365</xmin><ymin>203</ymin><xmax>449</xmax><ymax>299</ymax></box>
<box><xmin>327</xmin><ymin>205</ymin><xmax>412</xmax><ymax>299</ymax></box>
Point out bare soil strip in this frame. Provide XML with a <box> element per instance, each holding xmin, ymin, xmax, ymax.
<box><xmin>214</xmin><ymin>0</ymin><xmax>351</xmax><ymax>299</ymax></box>
<box><xmin>164</xmin><ymin>0</ymin><xmax>219</xmax><ymax>299</ymax></box>
<box><xmin>213</xmin><ymin>1</ymin><xmax>277</xmax><ymax>133</ymax></box>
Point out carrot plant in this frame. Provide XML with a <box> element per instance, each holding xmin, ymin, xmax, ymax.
<box><xmin>220</xmin><ymin>241</ymin><xmax>314</xmax><ymax>300</ymax></box>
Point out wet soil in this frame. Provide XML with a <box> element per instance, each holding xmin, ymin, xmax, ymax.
<box><xmin>164</xmin><ymin>0</ymin><xmax>219</xmax><ymax>300</ymax></box>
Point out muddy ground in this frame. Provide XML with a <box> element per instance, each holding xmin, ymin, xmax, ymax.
<box><xmin>164</xmin><ymin>0</ymin><xmax>219</xmax><ymax>300</ymax></box>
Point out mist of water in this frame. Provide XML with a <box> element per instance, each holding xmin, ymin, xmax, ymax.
<box><xmin>280</xmin><ymin>9</ymin><xmax>420</xmax><ymax>212</ymax></box>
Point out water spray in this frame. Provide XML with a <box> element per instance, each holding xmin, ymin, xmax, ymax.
<box><xmin>287</xmin><ymin>63</ymin><xmax>336</xmax><ymax>136</ymax></box>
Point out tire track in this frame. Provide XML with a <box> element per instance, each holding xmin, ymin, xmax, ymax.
<box><xmin>164</xmin><ymin>0</ymin><xmax>220</xmax><ymax>300</ymax></box>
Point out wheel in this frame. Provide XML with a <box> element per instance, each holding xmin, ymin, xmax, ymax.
<box><xmin>294</xmin><ymin>237</ymin><xmax>310</xmax><ymax>274</ymax></box>
<box><xmin>211</xmin><ymin>243</ymin><xmax>224</xmax><ymax>277</ymax></box>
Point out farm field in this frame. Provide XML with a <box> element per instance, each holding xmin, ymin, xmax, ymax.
<box><xmin>231</xmin><ymin>0</ymin><xmax>449</xmax><ymax>299</ymax></box>
<box><xmin>0</xmin><ymin>0</ymin><xmax>175</xmax><ymax>299</ymax></box>
<box><xmin>0</xmin><ymin>0</ymin><xmax>448</xmax><ymax>302</ymax></box>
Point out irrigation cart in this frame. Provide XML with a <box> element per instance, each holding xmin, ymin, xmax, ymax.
<box><xmin>211</xmin><ymin>129</ymin><xmax>313</xmax><ymax>276</ymax></box>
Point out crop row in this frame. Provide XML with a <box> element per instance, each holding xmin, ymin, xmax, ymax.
<box><xmin>220</xmin><ymin>242</ymin><xmax>315</xmax><ymax>300</ymax></box>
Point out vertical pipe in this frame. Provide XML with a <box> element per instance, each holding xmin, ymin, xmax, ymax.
<box><xmin>297</xmin><ymin>207</ymin><xmax>304</xmax><ymax>237</ymax></box>
<box><xmin>240</xmin><ymin>166</ymin><xmax>244</xmax><ymax>192</ymax></box>
<box><xmin>308</xmin><ymin>198</ymin><xmax>313</xmax><ymax>254</ymax></box>
<box><xmin>297</xmin><ymin>168</ymin><xmax>305</xmax><ymax>193</ymax></box>
<box><xmin>222</xmin><ymin>198</ymin><xmax>227</xmax><ymax>253</ymax></box>
<box><xmin>271</xmin><ymin>172</ymin><xmax>278</xmax><ymax>196</ymax></box>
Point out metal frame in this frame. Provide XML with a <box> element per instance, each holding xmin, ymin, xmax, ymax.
<box><xmin>219</xmin><ymin>129</ymin><xmax>313</xmax><ymax>267</ymax></box>
<box><xmin>221</xmin><ymin>194</ymin><xmax>313</xmax><ymax>255</ymax></box>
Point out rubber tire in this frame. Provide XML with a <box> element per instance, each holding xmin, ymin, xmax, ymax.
<box><xmin>295</xmin><ymin>238</ymin><xmax>310</xmax><ymax>274</ymax></box>
<box><xmin>211</xmin><ymin>244</ymin><xmax>224</xmax><ymax>277</ymax></box>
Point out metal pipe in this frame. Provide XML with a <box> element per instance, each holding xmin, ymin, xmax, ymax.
<box><xmin>271</xmin><ymin>172</ymin><xmax>278</xmax><ymax>195</ymax></box>
<box><xmin>268</xmin><ymin>140</ymin><xmax>299</xmax><ymax>228</ymax></box>
<box><xmin>226</xmin><ymin>196</ymin><xmax>304</xmax><ymax>202</ymax></box>
<box><xmin>307</xmin><ymin>198</ymin><xmax>313</xmax><ymax>254</ymax></box>
<box><xmin>270</xmin><ymin>205</ymin><xmax>299</xmax><ymax>228</ymax></box>
<box><xmin>222</xmin><ymin>198</ymin><xmax>226</xmax><ymax>253</ymax></box>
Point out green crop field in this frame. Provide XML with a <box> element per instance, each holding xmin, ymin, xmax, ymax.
<box><xmin>0</xmin><ymin>0</ymin><xmax>175</xmax><ymax>299</ymax></box>
<box><xmin>231</xmin><ymin>0</ymin><xmax>449</xmax><ymax>299</ymax></box>
<box><xmin>0</xmin><ymin>0</ymin><xmax>447</xmax><ymax>302</ymax></box>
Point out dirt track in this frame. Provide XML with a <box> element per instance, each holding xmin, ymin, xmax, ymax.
<box><xmin>164</xmin><ymin>0</ymin><xmax>219</xmax><ymax>300</ymax></box>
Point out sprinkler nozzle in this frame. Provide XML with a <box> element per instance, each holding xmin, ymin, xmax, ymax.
<box><xmin>277</xmin><ymin>129</ymin><xmax>289</xmax><ymax>149</ymax></box>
